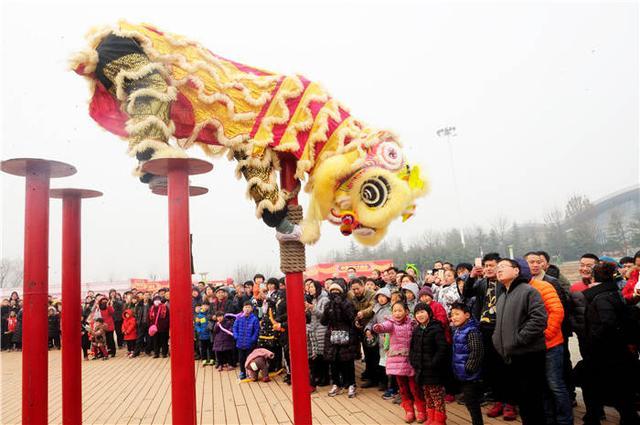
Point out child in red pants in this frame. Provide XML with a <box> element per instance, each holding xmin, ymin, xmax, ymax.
<box><xmin>373</xmin><ymin>302</ymin><xmax>425</xmax><ymax>423</ymax></box>
<box><xmin>410</xmin><ymin>302</ymin><xmax>449</xmax><ymax>424</ymax></box>
<box><xmin>91</xmin><ymin>318</ymin><xmax>109</xmax><ymax>360</ymax></box>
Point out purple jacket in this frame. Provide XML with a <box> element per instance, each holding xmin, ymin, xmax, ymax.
<box><xmin>373</xmin><ymin>316</ymin><xmax>415</xmax><ymax>376</ymax></box>
<box><xmin>212</xmin><ymin>318</ymin><xmax>235</xmax><ymax>352</ymax></box>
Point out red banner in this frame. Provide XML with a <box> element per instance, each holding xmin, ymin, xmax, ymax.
<box><xmin>304</xmin><ymin>259</ymin><xmax>393</xmax><ymax>282</ymax></box>
<box><xmin>130</xmin><ymin>278</ymin><xmax>234</xmax><ymax>293</ymax></box>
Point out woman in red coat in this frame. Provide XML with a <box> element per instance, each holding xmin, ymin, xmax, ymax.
<box><xmin>92</xmin><ymin>296</ymin><xmax>116</xmax><ymax>357</ymax></box>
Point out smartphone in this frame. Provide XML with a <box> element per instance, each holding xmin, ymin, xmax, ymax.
<box><xmin>474</xmin><ymin>257</ymin><xmax>482</xmax><ymax>268</ymax></box>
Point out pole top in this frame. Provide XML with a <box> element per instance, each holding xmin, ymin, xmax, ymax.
<box><xmin>151</xmin><ymin>185</ymin><xmax>208</xmax><ymax>197</ymax></box>
<box><xmin>50</xmin><ymin>188</ymin><xmax>103</xmax><ymax>199</ymax></box>
<box><xmin>141</xmin><ymin>158</ymin><xmax>213</xmax><ymax>177</ymax></box>
<box><xmin>1</xmin><ymin>158</ymin><xmax>76</xmax><ymax>178</ymax></box>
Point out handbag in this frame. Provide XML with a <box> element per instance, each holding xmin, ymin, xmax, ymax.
<box><xmin>330</xmin><ymin>329</ymin><xmax>350</xmax><ymax>346</ymax></box>
<box><xmin>148</xmin><ymin>307</ymin><xmax>161</xmax><ymax>336</ymax></box>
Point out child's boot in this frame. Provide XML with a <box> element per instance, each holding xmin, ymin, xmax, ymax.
<box><xmin>432</xmin><ymin>411</ymin><xmax>447</xmax><ymax>425</ymax></box>
<box><xmin>502</xmin><ymin>404</ymin><xmax>517</xmax><ymax>421</ymax></box>
<box><xmin>414</xmin><ymin>400</ymin><xmax>427</xmax><ymax>423</ymax></box>
<box><xmin>401</xmin><ymin>400</ymin><xmax>416</xmax><ymax>423</ymax></box>
<box><xmin>425</xmin><ymin>409</ymin><xmax>435</xmax><ymax>425</ymax></box>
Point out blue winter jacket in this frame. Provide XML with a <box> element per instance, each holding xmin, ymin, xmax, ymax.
<box><xmin>233</xmin><ymin>312</ymin><xmax>260</xmax><ymax>349</ymax></box>
<box><xmin>194</xmin><ymin>311</ymin><xmax>211</xmax><ymax>340</ymax></box>
<box><xmin>452</xmin><ymin>318</ymin><xmax>482</xmax><ymax>381</ymax></box>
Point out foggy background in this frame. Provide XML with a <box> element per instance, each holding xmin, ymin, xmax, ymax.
<box><xmin>1</xmin><ymin>0</ymin><xmax>638</xmax><ymax>285</ymax></box>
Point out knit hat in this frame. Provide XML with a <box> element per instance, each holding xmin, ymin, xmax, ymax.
<box><xmin>328</xmin><ymin>281</ymin><xmax>346</xmax><ymax>294</ymax></box>
<box><xmin>514</xmin><ymin>258</ymin><xmax>532</xmax><ymax>281</ymax></box>
<box><xmin>599</xmin><ymin>256</ymin><xmax>620</xmax><ymax>267</ymax></box>
<box><xmin>418</xmin><ymin>286</ymin><xmax>434</xmax><ymax>299</ymax></box>
<box><xmin>405</xmin><ymin>263</ymin><xmax>420</xmax><ymax>276</ymax></box>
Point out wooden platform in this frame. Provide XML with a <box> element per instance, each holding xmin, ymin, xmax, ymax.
<box><xmin>0</xmin><ymin>350</ymin><xmax>621</xmax><ymax>424</ymax></box>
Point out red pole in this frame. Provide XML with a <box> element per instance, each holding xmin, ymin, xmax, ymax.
<box><xmin>167</xmin><ymin>165</ymin><xmax>197</xmax><ymax>425</ymax></box>
<box><xmin>22</xmin><ymin>169</ymin><xmax>51</xmax><ymax>425</ymax></box>
<box><xmin>61</xmin><ymin>195</ymin><xmax>82</xmax><ymax>425</ymax></box>
<box><xmin>142</xmin><ymin>158</ymin><xmax>210</xmax><ymax>425</ymax></box>
<box><xmin>51</xmin><ymin>188</ymin><xmax>101</xmax><ymax>425</ymax></box>
<box><xmin>2</xmin><ymin>158</ymin><xmax>75</xmax><ymax>425</ymax></box>
<box><xmin>280</xmin><ymin>157</ymin><xmax>313</xmax><ymax>425</ymax></box>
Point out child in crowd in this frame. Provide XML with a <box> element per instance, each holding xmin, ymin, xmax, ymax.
<box><xmin>418</xmin><ymin>286</ymin><xmax>451</xmax><ymax>344</ymax></box>
<box><xmin>402</xmin><ymin>282</ymin><xmax>420</xmax><ymax>315</ymax></box>
<box><xmin>196</xmin><ymin>304</ymin><xmax>214</xmax><ymax>366</ymax></box>
<box><xmin>233</xmin><ymin>301</ymin><xmax>260</xmax><ymax>379</ymax></box>
<box><xmin>212</xmin><ymin>311</ymin><xmax>235</xmax><ymax>371</ymax></box>
<box><xmin>450</xmin><ymin>302</ymin><xmax>484</xmax><ymax>425</ymax></box>
<box><xmin>410</xmin><ymin>302</ymin><xmax>448</xmax><ymax>424</ymax></box>
<box><xmin>373</xmin><ymin>302</ymin><xmax>424</xmax><ymax>423</ymax></box>
<box><xmin>47</xmin><ymin>306</ymin><xmax>60</xmax><ymax>349</ymax></box>
<box><xmin>436</xmin><ymin>270</ymin><xmax>461</xmax><ymax>315</ymax></box>
<box><xmin>4</xmin><ymin>311</ymin><xmax>17</xmax><ymax>351</ymax></box>
<box><xmin>367</xmin><ymin>287</ymin><xmax>393</xmax><ymax>396</ymax></box>
<box><xmin>233</xmin><ymin>299</ymin><xmax>260</xmax><ymax>379</ymax></box>
<box><xmin>91</xmin><ymin>317</ymin><xmax>109</xmax><ymax>360</ymax></box>
<box><xmin>244</xmin><ymin>347</ymin><xmax>274</xmax><ymax>382</ymax></box>
<box><xmin>81</xmin><ymin>316</ymin><xmax>91</xmax><ymax>359</ymax></box>
<box><xmin>121</xmin><ymin>309</ymin><xmax>138</xmax><ymax>358</ymax></box>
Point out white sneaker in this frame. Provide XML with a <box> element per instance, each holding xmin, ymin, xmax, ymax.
<box><xmin>276</xmin><ymin>224</ymin><xmax>302</xmax><ymax>242</ymax></box>
<box><xmin>348</xmin><ymin>385</ymin><xmax>356</xmax><ymax>398</ymax></box>
<box><xmin>328</xmin><ymin>385</ymin><xmax>342</xmax><ymax>397</ymax></box>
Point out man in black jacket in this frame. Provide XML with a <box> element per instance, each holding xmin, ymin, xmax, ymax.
<box><xmin>463</xmin><ymin>252</ymin><xmax>515</xmax><ymax>419</ymax></box>
<box><xmin>134</xmin><ymin>292</ymin><xmax>152</xmax><ymax>356</ymax></box>
<box><xmin>581</xmin><ymin>262</ymin><xmax>640</xmax><ymax>425</ymax></box>
<box><xmin>492</xmin><ymin>258</ymin><xmax>547</xmax><ymax>425</ymax></box>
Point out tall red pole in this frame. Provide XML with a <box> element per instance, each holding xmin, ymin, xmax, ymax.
<box><xmin>1</xmin><ymin>158</ymin><xmax>76</xmax><ymax>425</ymax></box>
<box><xmin>280</xmin><ymin>157</ymin><xmax>313</xmax><ymax>425</ymax></box>
<box><xmin>51</xmin><ymin>188</ymin><xmax>102</xmax><ymax>425</ymax></box>
<box><xmin>61</xmin><ymin>195</ymin><xmax>81</xmax><ymax>424</ymax></box>
<box><xmin>23</xmin><ymin>170</ymin><xmax>51</xmax><ymax>425</ymax></box>
<box><xmin>167</xmin><ymin>165</ymin><xmax>197</xmax><ymax>425</ymax></box>
<box><xmin>142</xmin><ymin>158</ymin><xmax>212</xmax><ymax>425</ymax></box>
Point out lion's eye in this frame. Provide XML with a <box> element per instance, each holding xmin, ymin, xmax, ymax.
<box><xmin>360</xmin><ymin>176</ymin><xmax>389</xmax><ymax>208</ymax></box>
<box><xmin>377</xmin><ymin>141</ymin><xmax>403</xmax><ymax>170</ymax></box>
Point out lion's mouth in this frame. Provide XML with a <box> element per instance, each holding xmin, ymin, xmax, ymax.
<box><xmin>352</xmin><ymin>225</ymin><xmax>375</xmax><ymax>236</ymax></box>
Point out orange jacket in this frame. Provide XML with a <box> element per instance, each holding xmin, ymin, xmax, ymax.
<box><xmin>530</xmin><ymin>279</ymin><xmax>565</xmax><ymax>349</ymax></box>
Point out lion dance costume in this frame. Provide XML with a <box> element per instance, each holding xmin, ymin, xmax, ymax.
<box><xmin>72</xmin><ymin>21</ymin><xmax>427</xmax><ymax>245</ymax></box>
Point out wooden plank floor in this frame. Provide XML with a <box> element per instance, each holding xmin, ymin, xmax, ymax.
<box><xmin>0</xmin><ymin>350</ymin><xmax>621</xmax><ymax>424</ymax></box>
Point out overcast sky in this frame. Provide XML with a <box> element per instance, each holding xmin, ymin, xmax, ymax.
<box><xmin>1</xmin><ymin>0</ymin><xmax>638</xmax><ymax>284</ymax></box>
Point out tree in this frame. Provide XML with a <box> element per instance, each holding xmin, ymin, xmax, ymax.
<box><xmin>565</xmin><ymin>194</ymin><xmax>592</xmax><ymax>220</ymax></box>
<box><xmin>567</xmin><ymin>219</ymin><xmax>600</xmax><ymax>257</ymax></box>
<box><xmin>510</xmin><ymin>222</ymin><xmax>523</xmax><ymax>257</ymax></box>
<box><xmin>627</xmin><ymin>211</ymin><xmax>640</xmax><ymax>249</ymax></box>
<box><xmin>491</xmin><ymin>216</ymin><xmax>510</xmax><ymax>254</ymax></box>
<box><xmin>0</xmin><ymin>258</ymin><xmax>23</xmax><ymax>288</ymax></box>
<box><xmin>544</xmin><ymin>207</ymin><xmax>568</xmax><ymax>262</ymax></box>
<box><xmin>605</xmin><ymin>210</ymin><xmax>628</xmax><ymax>254</ymax></box>
<box><xmin>233</xmin><ymin>263</ymin><xmax>255</xmax><ymax>283</ymax></box>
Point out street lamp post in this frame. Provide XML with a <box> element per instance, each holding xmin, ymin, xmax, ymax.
<box><xmin>436</xmin><ymin>126</ymin><xmax>466</xmax><ymax>248</ymax></box>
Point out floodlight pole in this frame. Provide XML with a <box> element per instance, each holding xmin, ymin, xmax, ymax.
<box><xmin>437</xmin><ymin>126</ymin><xmax>466</xmax><ymax>248</ymax></box>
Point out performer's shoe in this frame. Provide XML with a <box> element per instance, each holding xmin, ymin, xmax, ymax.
<box><xmin>276</xmin><ymin>224</ymin><xmax>302</xmax><ymax>242</ymax></box>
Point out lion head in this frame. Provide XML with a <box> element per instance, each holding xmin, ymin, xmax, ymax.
<box><xmin>300</xmin><ymin>131</ymin><xmax>427</xmax><ymax>246</ymax></box>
